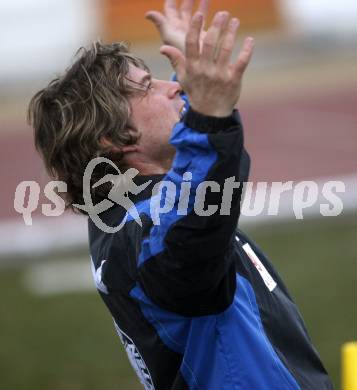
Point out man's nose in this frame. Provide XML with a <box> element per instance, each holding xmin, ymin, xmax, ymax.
<box><xmin>164</xmin><ymin>80</ymin><xmax>182</xmax><ymax>99</ymax></box>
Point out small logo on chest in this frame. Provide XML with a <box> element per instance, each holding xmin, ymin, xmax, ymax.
<box><xmin>236</xmin><ymin>236</ymin><xmax>277</xmax><ymax>292</ymax></box>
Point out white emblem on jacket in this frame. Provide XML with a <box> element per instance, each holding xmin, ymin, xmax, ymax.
<box><xmin>90</xmin><ymin>257</ymin><xmax>109</xmax><ymax>294</ymax></box>
<box><xmin>236</xmin><ymin>236</ymin><xmax>277</xmax><ymax>292</ymax></box>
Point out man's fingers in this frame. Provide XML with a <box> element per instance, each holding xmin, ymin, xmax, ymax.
<box><xmin>145</xmin><ymin>11</ymin><xmax>166</xmax><ymax>30</ymax></box>
<box><xmin>201</xmin><ymin>11</ymin><xmax>229</xmax><ymax>62</ymax></box>
<box><xmin>164</xmin><ymin>0</ymin><xmax>179</xmax><ymax>17</ymax></box>
<box><xmin>197</xmin><ymin>0</ymin><xmax>211</xmax><ymax>19</ymax></box>
<box><xmin>160</xmin><ymin>45</ymin><xmax>186</xmax><ymax>77</ymax></box>
<box><xmin>180</xmin><ymin>0</ymin><xmax>195</xmax><ymax>20</ymax></box>
<box><xmin>233</xmin><ymin>37</ymin><xmax>254</xmax><ymax>77</ymax></box>
<box><xmin>185</xmin><ymin>12</ymin><xmax>204</xmax><ymax>60</ymax></box>
<box><xmin>216</xmin><ymin>17</ymin><xmax>240</xmax><ymax>66</ymax></box>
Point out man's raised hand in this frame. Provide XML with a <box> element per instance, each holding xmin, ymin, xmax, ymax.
<box><xmin>146</xmin><ymin>0</ymin><xmax>210</xmax><ymax>53</ymax></box>
<box><xmin>160</xmin><ymin>11</ymin><xmax>254</xmax><ymax>118</ymax></box>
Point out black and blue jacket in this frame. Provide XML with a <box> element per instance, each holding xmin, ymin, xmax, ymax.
<box><xmin>88</xmin><ymin>103</ymin><xmax>333</xmax><ymax>389</ymax></box>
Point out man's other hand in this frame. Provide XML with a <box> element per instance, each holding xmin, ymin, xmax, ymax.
<box><xmin>160</xmin><ymin>11</ymin><xmax>254</xmax><ymax>118</ymax></box>
<box><xmin>146</xmin><ymin>0</ymin><xmax>210</xmax><ymax>54</ymax></box>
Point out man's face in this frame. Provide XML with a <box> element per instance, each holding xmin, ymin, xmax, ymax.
<box><xmin>126</xmin><ymin>65</ymin><xmax>185</xmax><ymax>171</ymax></box>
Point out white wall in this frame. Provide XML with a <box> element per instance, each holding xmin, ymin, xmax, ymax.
<box><xmin>280</xmin><ymin>0</ymin><xmax>357</xmax><ymax>35</ymax></box>
<box><xmin>0</xmin><ymin>0</ymin><xmax>99</xmax><ymax>83</ymax></box>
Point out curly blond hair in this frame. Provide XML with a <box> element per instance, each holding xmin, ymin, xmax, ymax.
<box><xmin>28</xmin><ymin>41</ymin><xmax>149</xmax><ymax>214</ymax></box>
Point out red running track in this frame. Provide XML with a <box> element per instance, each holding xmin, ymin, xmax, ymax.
<box><xmin>1</xmin><ymin>86</ymin><xmax>356</xmax><ymax>221</ymax></box>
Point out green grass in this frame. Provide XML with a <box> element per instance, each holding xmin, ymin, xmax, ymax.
<box><xmin>247</xmin><ymin>215</ymin><xmax>357</xmax><ymax>389</ymax></box>
<box><xmin>0</xmin><ymin>215</ymin><xmax>356</xmax><ymax>389</ymax></box>
<box><xmin>0</xmin><ymin>268</ymin><xmax>142</xmax><ymax>390</ymax></box>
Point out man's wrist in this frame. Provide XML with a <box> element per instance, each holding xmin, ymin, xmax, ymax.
<box><xmin>191</xmin><ymin>107</ymin><xmax>232</xmax><ymax>118</ymax></box>
<box><xmin>184</xmin><ymin>107</ymin><xmax>239</xmax><ymax>133</ymax></box>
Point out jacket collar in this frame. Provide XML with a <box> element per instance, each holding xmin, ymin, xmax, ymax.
<box><xmin>132</xmin><ymin>174</ymin><xmax>166</xmax><ymax>204</ymax></box>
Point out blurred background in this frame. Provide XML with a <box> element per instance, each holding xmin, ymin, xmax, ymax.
<box><xmin>0</xmin><ymin>0</ymin><xmax>356</xmax><ymax>389</ymax></box>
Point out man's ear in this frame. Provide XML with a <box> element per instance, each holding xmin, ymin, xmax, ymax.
<box><xmin>121</xmin><ymin>145</ymin><xmax>139</xmax><ymax>154</ymax></box>
<box><xmin>100</xmin><ymin>137</ymin><xmax>139</xmax><ymax>155</ymax></box>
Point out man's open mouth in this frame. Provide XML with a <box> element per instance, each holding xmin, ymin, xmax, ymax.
<box><xmin>179</xmin><ymin>105</ymin><xmax>187</xmax><ymax>120</ymax></box>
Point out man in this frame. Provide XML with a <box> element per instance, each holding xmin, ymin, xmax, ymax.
<box><xmin>28</xmin><ymin>0</ymin><xmax>333</xmax><ymax>388</ymax></box>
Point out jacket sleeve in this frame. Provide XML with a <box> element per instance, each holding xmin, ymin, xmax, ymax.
<box><xmin>137</xmin><ymin>107</ymin><xmax>246</xmax><ymax>316</ymax></box>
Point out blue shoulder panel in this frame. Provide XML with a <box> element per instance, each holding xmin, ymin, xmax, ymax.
<box><xmin>136</xmin><ymin>120</ymin><xmax>217</xmax><ymax>267</ymax></box>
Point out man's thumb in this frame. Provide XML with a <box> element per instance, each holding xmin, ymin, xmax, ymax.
<box><xmin>160</xmin><ymin>45</ymin><xmax>185</xmax><ymax>75</ymax></box>
<box><xmin>145</xmin><ymin>11</ymin><xmax>165</xmax><ymax>29</ymax></box>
